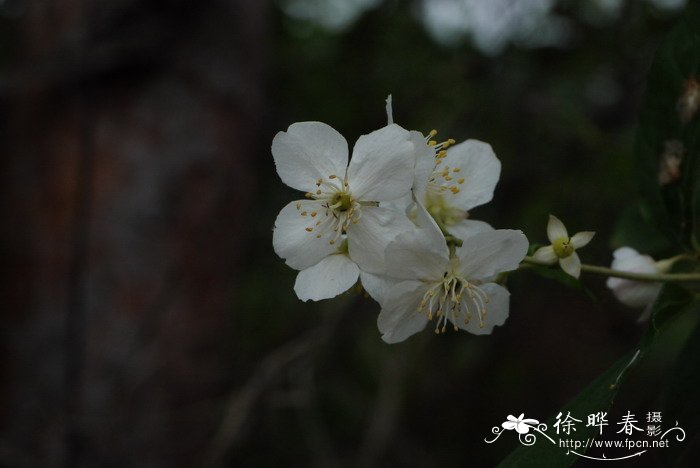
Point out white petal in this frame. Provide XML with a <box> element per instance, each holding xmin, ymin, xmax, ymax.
<box><xmin>379</xmin><ymin>193</ymin><xmax>414</xmax><ymax>217</ymax></box>
<box><xmin>347</xmin><ymin>124</ymin><xmax>416</xmax><ymax>201</ymax></box>
<box><xmin>456</xmin><ymin>230</ymin><xmax>529</xmax><ymax>281</ymax></box>
<box><xmin>411</xmin><ymin>131</ymin><xmax>437</xmax><ymax>202</ymax></box>
<box><xmin>571</xmin><ymin>231</ymin><xmax>595</xmax><ymax>249</ymax></box>
<box><xmin>457</xmin><ymin>283</ymin><xmax>510</xmax><ymax>335</ymax></box>
<box><xmin>294</xmin><ymin>254</ymin><xmax>359</xmax><ymax>301</ymax></box>
<box><xmin>502</xmin><ymin>422</ymin><xmax>517</xmax><ymax>430</ymax></box>
<box><xmin>377</xmin><ymin>280</ymin><xmax>430</xmax><ymax>343</ymax></box>
<box><xmin>546</xmin><ymin>214</ymin><xmax>569</xmax><ymax>242</ymax></box>
<box><xmin>359</xmin><ymin>271</ymin><xmax>400</xmax><ymax>307</ymax></box>
<box><xmin>606</xmin><ymin>274</ymin><xmax>661</xmax><ymax>308</ymax></box>
<box><xmin>559</xmin><ymin>253</ymin><xmax>581</xmax><ymax>278</ymax></box>
<box><xmin>383</xmin><ymin>205</ymin><xmax>449</xmax><ymax>280</ymax></box>
<box><xmin>272</xmin><ymin>122</ymin><xmax>349</xmax><ymax>193</ymax></box>
<box><xmin>611</xmin><ymin>248</ymin><xmax>657</xmax><ymax>273</ymax></box>
<box><xmin>272</xmin><ymin>200</ymin><xmax>338</xmax><ymax>270</ymax></box>
<box><xmin>448</xmin><ymin>219</ymin><xmax>494</xmax><ymax>243</ymax></box>
<box><xmin>532</xmin><ymin>245</ymin><xmax>557</xmax><ymax>264</ymax></box>
<box><xmin>347</xmin><ymin>206</ymin><xmax>416</xmax><ymax>274</ymax></box>
<box><xmin>441</xmin><ymin>139</ymin><xmax>501</xmax><ymax>211</ymax></box>
<box><xmin>613</xmin><ymin>246</ymin><xmax>642</xmax><ymax>261</ymax></box>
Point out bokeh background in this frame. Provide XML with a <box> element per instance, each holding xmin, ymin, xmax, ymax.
<box><xmin>1</xmin><ymin>0</ymin><xmax>697</xmax><ymax>466</ymax></box>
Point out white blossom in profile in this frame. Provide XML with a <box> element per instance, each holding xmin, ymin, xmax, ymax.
<box><xmin>606</xmin><ymin>247</ymin><xmax>676</xmax><ymax>321</ymax></box>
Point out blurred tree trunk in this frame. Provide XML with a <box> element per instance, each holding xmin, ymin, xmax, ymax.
<box><xmin>0</xmin><ymin>1</ymin><xmax>267</xmax><ymax>466</ymax></box>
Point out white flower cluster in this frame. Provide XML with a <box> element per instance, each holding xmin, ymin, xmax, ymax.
<box><xmin>272</xmin><ymin>100</ymin><xmax>528</xmax><ymax>343</ymax></box>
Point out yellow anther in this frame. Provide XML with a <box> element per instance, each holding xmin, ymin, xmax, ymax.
<box><xmin>305</xmin><ymin>227</ymin><xmax>313</xmax><ymax>232</ymax></box>
<box><xmin>458</xmin><ymin>178</ymin><xmax>465</xmax><ymax>184</ymax></box>
<box><xmin>445</xmin><ymin>176</ymin><xmax>452</xmax><ymax>181</ymax></box>
<box><xmin>311</xmin><ymin>211</ymin><xmax>317</xmax><ymax>217</ymax></box>
<box><xmin>316</xmin><ymin>234</ymin><xmax>322</xmax><ymax>238</ymax></box>
<box><xmin>428</xmin><ymin>140</ymin><xmax>437</xmax><ymax>146</ymax></box>
<box><xmin>452</xmin><ymin>167</ymin><xmax>460</xmax><ymax>172</ymax></box>
<box><xmin>301</xmin><ymin>211</ymin><xmax>307</xmax><ymax>216</ymax></box>
<box><xmin>316</xmin><ymin>189</ymin><xmax>322</xmax><ymax>195</ymax></box>
<box><xmin>428</xmin><ymin>129</ymin><xmax>438</xmax><ymax>137</ymax></box>
<box><xmin>296</xmin><ymin>202</ymin><xmax>301</xmax><ymax>209</ymax></box>
<box><xmin>329</xmin><ymin>240</ymin><xmax>335</xmax><ymax>245</ymax></box>
<box><xmin>329</xmin><ymin>174</ymin><xmax>337</xmax><ymax>179</ymax></box>
<box><xmin>305</xmin><ymin>192</ymin><xmax>313</xmax><ymax>198</ymax></box>
<box><xmin>450</xmin><ymin>187</ymin><xmax>460</xmax><ymax>194</ymax></box>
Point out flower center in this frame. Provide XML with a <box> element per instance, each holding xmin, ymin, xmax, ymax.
<box><xmin>425</xmin><ymin>191</ymin><xmax>467</xmax><ymax>226</ymax></box>
<box><xmin>553</xmin><ymin>237</ymin><xmax>574</xmax><ymax>258</ymax></box>
<box><xmin>422</xmin><ymin>130</ymin><xmax>466</xmax><ymax>224</ymax></box>
<box><xmin>416</xmin><ymin>271</ymin><xmax>490</xmax><ymax>334</ymax></box>
<box><xmin>298</xmin><ymin>174</ymin><xmax>362</xmax><ymax>245</ymax></box>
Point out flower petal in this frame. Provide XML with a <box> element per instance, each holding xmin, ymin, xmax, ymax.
<box><xmin>571</xmin><ymin>231</ymin><xmax>595</xmax><ymax>249</ymax></box>
<box><xmin>441</xmin><ymin>139</ymin><xmax>501</xmax><ymax>211</ymax></box>
<box><xmin>272</xmin><ymin>122</ymin><xmax>349</xmax><ymax>193</ymax></box>
<box><xmin>456</xmin><ymin>230</ymin><xmax>529</xmax><ymax>281</ymax></box>
<box><xmin>609</xmin><ymin>279</ymin><xmax>662</xmax><ymax>308</ymax></box>
<box><xmin>294</xmin><ymin>254</ymin><xmax>359</xmax><ymax>302</ymax></box>
<box><xmin>348</xmin><ymin>206</ymin><xmax>416</xmax><ymax>274</ymax></box>
<box><xmin>449</xmin><ymin>219</ymin><xmax>494</xmax><ymax>243</ymax></box>
<box><xmin>347</xmin><ymin>124</ymin><xmax>416</xmax><ymax>201</ymax></box>
<box><xmin>546</xmin><ymin>214</ymin><xmax>568</xmax><ymax>242</ymax></box>
<box><xmin>532</xmin><ymin>245</ymin><xmax>557</xmax><ymax>264</ymax></box>
<box><xmin>411</xmin><ymin>131</ymin><xmax>438</xmax><ymax>202</ymax></box>
<box><xmin>613</xmin><ymin>246</ymin><xmax>642</xmax><ymax>261</ymax></box>
<box><xmin>272</xmin><ymin>200</ymin><xmax>338</xmax><ymax>270</ymax></box>
<box><xmin>383</xmin><ymin>206</ymin><xmax>449</xmax><ymax>280</ymax></box>
<box><xmin>457</xmin><ymin>283</ymin><xmax>510</xmax><ymax>335</ymax></box>
<box><xmin>359</xmin><ymin>271</ymin><xmax>400</xmax><ymax>307</ymax></box>
<box><xmin>377</xmin><ymin>280</ymin><xmax>430</xmax><ymax>344</ymax></box>
<box><xmin>559</xmin><ymin>253</ymin><xmax>581</xmax><ymax>278</ymax></box>
<box><xmin>502</xmin><ymin>421</ymin><xmax>517</xmax><ymax>430</ymax></box>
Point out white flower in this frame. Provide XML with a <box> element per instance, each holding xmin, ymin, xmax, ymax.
<box><xmin>502</xmin><ymin>414</ymin><xmax>540</xmax><ymax>434</ymax></box>
<box><xmin>383</xmin><ymin>98</ymin><xmax>501</xmax><ymax>240</ymax></box>
<box><xmin>367</xmin><ymin>206</ymin><xmax>528</xmax><ymax>343</ymax></box>
<box><xmin>272</xmin><ymin>121</ymin><xmax>417</xmax><ymax>301</ymax></box>
<box><xmin>532</xmin><ymin>215</ymin><xmax>595</xmax><ymax>279</ymax></box>
<box><xmin>606</xmin><ymin>247</ymin><xmax>673</xmax><ymax>320</ymax></box>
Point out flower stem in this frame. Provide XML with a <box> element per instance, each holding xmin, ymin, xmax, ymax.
<box><xmin>521</xmin><ymin>256</ymin><xmax>700</xmax><ymax>283</ymax></box>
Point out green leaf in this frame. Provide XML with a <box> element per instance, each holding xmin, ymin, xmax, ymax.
<box><xmin>496</xmin><ymin>352</ymin><xmax>637</xmax><ymax>468</ymax></box>
<box><xmin>635</xmin><ymin>4</ymin><xmax>700</xmax><ymax>251</ymax></box>
<box><xmin>497</xmin><ymin>284</ymin><xmax>696</xmax><ymax>467</ymax></box>
<box><xmin>662</xmin><ymin>317</ymin><xmax>700</xmax><ymax>463</ymax></box>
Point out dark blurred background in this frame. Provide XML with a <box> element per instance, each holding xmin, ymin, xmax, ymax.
<box><xmin>1</xmin><ymin>0</ymin><xmax>696</xmax><ymax>466</ymax></box>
